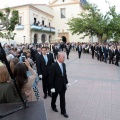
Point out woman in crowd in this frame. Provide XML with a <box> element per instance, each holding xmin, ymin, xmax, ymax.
<box><xmin>0</xmin><ymin>62</ymin><xmax>20</xmax><ymax>104</ymax></box>
<box><xmin>14</xmin><ymin>60</ymin><xmax>37</xmax><ymax>101</ymax></box>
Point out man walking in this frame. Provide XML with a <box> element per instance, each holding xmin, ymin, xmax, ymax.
<box><xmin>49</xmin><ymin>52</ymin><xmax>70</xmax><ymax>118</ymax></box>
<box><xmin>77</xmin><ymin>43</ymin><xmax>82</xmax><ymax>59</ymax></box>
<box><xmin>37</xmin><ymin>47</ymin><xmax>52</xmax><ymax>99</ymax></box>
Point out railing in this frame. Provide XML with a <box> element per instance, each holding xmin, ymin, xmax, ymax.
<box><xmin>15</xmin><ymin>25</ymin><xmax>24</xmax><ymax>30</ymax></box>
<box><xmin>31</xmin><ymin>25</ymin><xmax>55</xmax><ymax>33</ymax></box>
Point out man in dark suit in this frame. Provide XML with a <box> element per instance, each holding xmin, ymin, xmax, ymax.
<box><xmin>37</xmin><ymin>47</ymin><xmax>52</xmax><ymax>99</ymax></box>
<box><xmin>30</xmin><ymin>45</ymin><xmax>37</xmax><ymax>62</ymax></box>
<box><xmin>103</xmin><ymin>45</ymin><xmax>109</xmax><ymax>63</ymax></box>
<box><xmin>49</xmin><ymin>52</ymin><xmax>70</xmax><ymax>118</ymax></box>
<box><xmin>47</xmin><ymin>47</ymin><xmax>54</xmax><ymax>65</ymax></box>
<box><xmin>77</xmin><ymin>43</ymin><xmax>82</xmax><ymax>59</ymax></box>
<box><xmin>99</xmin><ymin>45</ymin><xmax>104</xmax><ymax>61</ymax></box>
<box><xmin>115</xmin><ymin>46</ymin><xmax>120</xmax><ymax>66</ymax></box>
<box><xmin>65</xmin><ymin>43</ymin><xmax>71</xmax><ymax>59</ymax></box>
<box><xmin>109</xmin><ymin>46</ymin><xmax>115</xmax><ymax>64</ymax></box>
<box><xmin>36</xmin><ymin>47</ymin><xmax>41</xmax><ymax>78</ymax></box>
<box><xmin>91</xmin><ymin>44</ymin><xmax>95</xmax><ymax>59</ymax></box>
<box><xmin>52</xmin><ymin>45</ymin><xmax>59</xmax><ymax>60</ymax></box>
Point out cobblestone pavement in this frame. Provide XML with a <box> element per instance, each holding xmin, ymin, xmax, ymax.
<box><xmin>38</xmin><ymin>51</ymin><xmax>120</xmax><ymax>120</ymax></box>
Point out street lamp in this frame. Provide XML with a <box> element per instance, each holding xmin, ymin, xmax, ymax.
<box><xmin>23</xmin><ymin>36</ymin><xmax>26</xmax><ymax>44</ymax></box>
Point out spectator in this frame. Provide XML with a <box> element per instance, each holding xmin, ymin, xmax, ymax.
<box><xmin>14</xmin><ymin>60</ymin><xmax>37</xmax><ymax>101</ymax></box>
<box><xmin>0</xmin><ymin>62</ymin><xmax>20</xmax><ymax>104</ymax></box>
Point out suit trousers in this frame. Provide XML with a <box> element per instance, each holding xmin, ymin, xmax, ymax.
<box><xmin>109</xmin><ymin>57</ymin><xmax>114</xmax><ymax>64</ymax></box>
<box><xmin>66</xmin><ymin>51</ymin><xmax>69</xmax><ymax>59</ymax></box>
<box><xmin>92</xmin><ymin>51</ymin><xmax>94</xmax><ymax>58</ymax></box>
<box><xmin>115</xmin><ymin>57</ymin><xmax>119</xmax><ymax>66</ymax></box>
<box><xmin>51</xmin><ymin>89</ymin><xmax>66</xmax><ymax>114</ymax></box>
<box><xmin>42</xmin><ymin>76</ymin><xmax>51</xmax><ymax>95</ymax></box>
<box><xmin>78</xmin><ymin>51</ymin><xmax>81</xmax><ymax>58</ymax></box>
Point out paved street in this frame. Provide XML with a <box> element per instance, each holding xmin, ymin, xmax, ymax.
<box><xmin>38</xmin><ymin>51</ymin><xmax>120</xmax><ymax>120</ymax></box>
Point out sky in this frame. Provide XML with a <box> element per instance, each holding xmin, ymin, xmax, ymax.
<box><xmin>0</xmin><ymin>0</ymin><xmax>120</xmax><ymax>13</ymax></box>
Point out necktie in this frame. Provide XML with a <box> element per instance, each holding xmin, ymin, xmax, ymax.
<box><xmin>44</xmin><ymin>55</ymin><xmax>48</xmax><ymax>65</ymax></box>
<box><xmin>60</xmin><ymin>64</ymin><xmax>63</xmax><ymax>76</ymax></box>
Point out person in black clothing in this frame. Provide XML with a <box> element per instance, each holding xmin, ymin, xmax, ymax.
<box><xmin>115</xmin><ymin>46</ymin><xmax>120</xmax><ymax>66</ymax></box>
<box><xmin>103</xmin><ymin>45</ymin><xmax>109</xmax><ymax>63</ymax></box>
<box><xmin>49</xmin><ymin>52</ymin><xmax>70</xmax><ymax>118</ymax></box>
<box><xmin>99</xmin><ymin>45</ymin><xmax>104</xmax><ymax>61</ymax></box>
<box><xmin>36</xmin><ymin>47</ymin><xmax>41</xmax><ymax>78</ymax></box>
<box><xmin>37</xmin><ymin>47</ymin><xmax>52</xmax><ymax>99</ymax></box>
<box><xmin>47</xmin><ymin>47</ymin><xmax>54</xmax><ymax>65</ymax></box>
<box><xmin>109</xmin><ymin>46</ymin><xmax>115</xmax><ymax>64</ymax></box>
<box><xmin>77</xmin><ymin>43</ymin><xmax>82</xmax><ymax>59</ymax></box>
<box><xmin>65</xmin><ymin>43</ymin><xmax>71</xmax><ymax>59</ymax></box>
<box><xmin>91</xmin><ymin>44</ymin><xmax>95</xmax><ymax>59</ymax></box>
<box><xmin>30</xmin><ymin>45</ymin><xmax>37</xmax><ymax>62</ymax></box>
<box><xmin>52</xmin><ymin>45</ymin><xmax>59</xmax><ymax>60</ymax></box>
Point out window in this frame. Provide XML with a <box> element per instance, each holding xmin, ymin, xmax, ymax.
<box><xmin>19</xmin><ymin>16</ymin><xmax>22</xmax><ymax>25</ymax></box>
<box><xmin>60</xmin><ymin>8</ymin><xmax>66</xmax><ymax>18</ymax></box>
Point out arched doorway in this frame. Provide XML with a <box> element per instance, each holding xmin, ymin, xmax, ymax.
<box><xmin>61</xmin><ymin>36</ymin><xmax>67</xmax><ymax>43</ymax></box>
<box><xmin>49</xmin><ymin>35</ymin><xmax>52</xmax><ymax>43</ymax></box>
<box><xmin>41</xmin><ymin>34</ymin><xmax>46</xmax><ymax>43</ymax></box>
<box><xmin>34</xmin><ymin>33</ymin><xmax>38</xmax><ymax>44</ymax></box>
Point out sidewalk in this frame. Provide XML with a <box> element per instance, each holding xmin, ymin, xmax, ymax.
<box><xmin>38</xmin><ymin>51</ymin><xmax>120</xmax><ymax>120</ymax></box>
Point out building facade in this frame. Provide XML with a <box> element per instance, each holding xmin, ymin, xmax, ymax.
<box><xmin>0</xmin><ymin>0</ymin><xmax>90</xmax><ymax>44</ymax></box>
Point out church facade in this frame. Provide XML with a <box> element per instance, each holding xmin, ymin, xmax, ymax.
<box><xmin>0</xmin><ymin>0</ymin><xmax>91</xmax><ymax>44</ymax></box>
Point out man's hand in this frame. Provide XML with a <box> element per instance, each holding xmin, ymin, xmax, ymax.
<box><xmin>51</xmin><ymin>88</ymin><xmax>55</xmax><ymax>93</ymax></box>
<box><xmin>39</xmin><ymin>75</ymin><xmax>42</xmax><ymax>79</ymax></box>
<box><xmin>67</xmin><ymin>83</ymin><xmax>71</xmax><ymax>87</ymax></box>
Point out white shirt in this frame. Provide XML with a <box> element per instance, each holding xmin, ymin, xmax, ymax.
<box><xmin>57</xmin><ymin>61</ymin><xmax>62</xmax><ymax>67</ymax></box>
<box><xmin>57</xmin><ymin>61</ymin><xmax>63</xmax><ymax>75</ymax></box>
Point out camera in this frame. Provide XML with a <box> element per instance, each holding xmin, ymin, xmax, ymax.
<box><xmin>21</xmin><ymin>56</ymin><xmax>26</xmax><ymax>62</ymax></box>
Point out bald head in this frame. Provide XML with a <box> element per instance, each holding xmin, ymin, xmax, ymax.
<box><xmin>57</xmin><ymin>52</ymin><xmax>65</xmax><ymax>63</ymax></box>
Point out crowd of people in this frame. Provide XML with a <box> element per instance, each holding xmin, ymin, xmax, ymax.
<box><xmin>0</xmin><ymin>41</ymin><xmax>120</xmax><ymax>118</ymax></box>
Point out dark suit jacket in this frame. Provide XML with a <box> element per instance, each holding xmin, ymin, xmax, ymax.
<box><xmin>99</xmin><ymin>47</ymin><xmax>103</xmax><ymax>55</ymax></box>
<box><xmin>36</xmin><ymin>52</ymin><xmax>41</xmax><ymax>70</ymax></box>
<box><xmin>53</xmin><ymin>46</ymin><xmax>59</xmax><ymax>55</ymax></box>
<box><xmin>91</xmin><ymin>46</ymin><xmax>95</xmax><ymax>52</ymax></box>
<box><xmin>109</xmin><ymin>49</ymin><xmax>115</xmax><ymax>58</ymax></box>
<box><xmin>115</xmin><ymin>49</ymin><xmax>120</xmax><ymax>58</ymax></box>
<box><xmin>49</xmin><ymin>62</ymin><xmax>68</xmax><ymax>92</ymax></box>
<box><xmin>103</xmin><ymin>47</ymin><xmax>109</xmax><ymax>55</ymax></box>
<box><xmin>77</xmin><ymin>46</ymin><xmax>82</xmax><ymax>52</ymax></box>
<box><xmin>47</xmin><ymin>52</ymin><xmax>54</xmax><ymax>65</ymax></box>
<box><xmin>65</xmin><ymin>45</ymin><xmax>70</xmax><ymax>53</ymax></box>
<box><xmin>37</xmin><ymin>54</ymin><xmax>51</xmax><ymax>77</ymax></box>
<box><xmin>30</xmin><ymin>48</ymin><xmax>37</xmax><ymax>62</ymax></box>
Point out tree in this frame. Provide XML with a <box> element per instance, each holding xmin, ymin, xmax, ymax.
<box><xmin>67</xmin><ymin>3</ymin><xmax>120</xmax><ymax>42</ymax></box>
<box><xmin>0</xmin><ymin>7</ymin><xmax>19</xmax><ymax>44</ymax></box>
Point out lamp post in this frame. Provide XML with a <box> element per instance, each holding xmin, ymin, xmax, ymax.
<box><xmin>23</xmin><ymin>36</ymin><xmax>26</xmax><ymax>44</ymax></box>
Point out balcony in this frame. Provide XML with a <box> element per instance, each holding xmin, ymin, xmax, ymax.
<box><xmin>15</xmin><ymin>25</ymin><xmax>24</xmax><ymax>30</ymax></box>
<box><xmin>31</xmin><ymin>25</ymin><xmax>55</xmax><ymax>33</ymax></box>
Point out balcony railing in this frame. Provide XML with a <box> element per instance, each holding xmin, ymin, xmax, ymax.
<box><xmin>15</xmin><ymin>25</ymin><xmax>24</xmax><ymax>30</ymax></box>
<box><xmin>31</xmin><ymin>25</ymin><xmax>55</xmax><ymax>33</ymax></box>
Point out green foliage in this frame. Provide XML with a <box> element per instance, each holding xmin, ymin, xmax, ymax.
<box><xmin>0</xmin><ymin>7</ymin><xmax>19</xmax><ymax>40</ymax></box>
<box><xmin>67</xmin><ymin>3</ymin><xmax>120</xmax><ymax>42</ymax></box>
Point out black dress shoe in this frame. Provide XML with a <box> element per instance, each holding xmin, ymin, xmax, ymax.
<box><xmin>44</xmin><ymin>95</ymin><xmax>47</xmax><ymax>99</ymax></box>
<box><xmin>52</xmin><ymin>108</ymin><xmax>58</xmax><ymax>112</ymax></box>
<box><xmin>61</xmin><ymin>113</ymin><xmax>69</xmax><ymax>118</ymax></box>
